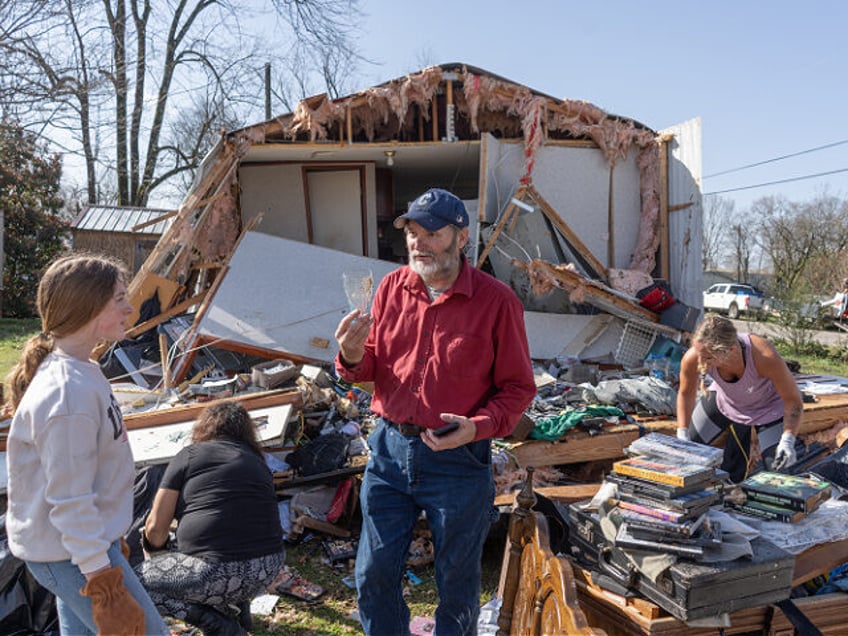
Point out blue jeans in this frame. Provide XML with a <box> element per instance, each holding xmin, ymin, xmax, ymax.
<box><xmin>355</xmin><ymin>419</ymin><xmax>497</xmax><ymax>636</ymax></box>
<box><xmin>26</xmin><ymin>539</ymin><xmax>168</xmax><ymax>636</ymax></box>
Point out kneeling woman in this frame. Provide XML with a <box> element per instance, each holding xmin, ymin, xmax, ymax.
<box><xmin>136</xmin><ymin>401</ymin><xmax>286</xmax><ymax>634</ymax></box>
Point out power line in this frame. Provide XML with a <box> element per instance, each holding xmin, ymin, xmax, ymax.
<box><xmin>704</xmin><ymin>167</ymin><xmax>848</xmax><ymax>195</ymax></box>
<box><xmin>703</xmin><ymin>138</ymin><xmax>848</xmax><ymax>179</ymax></box>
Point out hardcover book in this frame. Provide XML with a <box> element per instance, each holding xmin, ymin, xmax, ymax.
<box><xmin>740</xmin><ymin>471</ymin><xmax>831</xmax><ymax>513</ymax></box>
<box><xmin>613</xmin><ymin>499</ymin><xmax>689</xmax><ymax>523</ymax></box>
<box><xmin>625</xmin><ymin>432</ymin><xmax>724</xmax><ymax>468</ymax></box>
<box><xmin>612</xmin><ymin>457</ymin><xmax>715</xmax><ymax>488</ymax></box>
<box><xmin>616</xmin><ymin>486</ymin><xmax>720</xmax><ymax>514</ymax></box>
<box><xmin>726</xmin><ymin>499</ymin><xmax>807</xmax><ymax>524</ymax></box>
<box><xmin>606</xmin><ymin>472</ymin><xmax>720</xmax><ymax>500</ymax></box>
<box><xmin>613</xmin><ymin>507</ymin><xmax>707</xmax><ymax>538</ymax></box>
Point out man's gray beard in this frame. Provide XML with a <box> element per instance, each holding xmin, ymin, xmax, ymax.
<box><xmin>409</xmin><ymin>251</ymin><xmax>460</xmax><ymax>286</ymax></box>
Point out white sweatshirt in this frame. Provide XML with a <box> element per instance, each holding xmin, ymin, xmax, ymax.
<box><xmin>6</xmin><ymin>352</ymin><xmax>134</xmax><ymax>574</ymax></box>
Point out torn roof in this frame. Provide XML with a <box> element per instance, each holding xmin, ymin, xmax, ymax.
<box><xmin>227</xmin><ymin>62</ymin><xmax>657</xmax><ymax>169</ymax></box>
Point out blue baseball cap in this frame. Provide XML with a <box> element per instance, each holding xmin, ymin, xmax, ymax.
<box><xmin>393</xmin><ymin>188</ymin><xmax>469</xmax><ymax>231</ymax></box>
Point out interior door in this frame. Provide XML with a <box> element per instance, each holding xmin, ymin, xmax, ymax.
<box><xmin>305</xmin><ymin>168</ymin><xmax>366</xmax><ymax>255</ymax></box>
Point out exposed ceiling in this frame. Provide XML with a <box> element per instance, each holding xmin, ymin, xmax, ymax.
<box><xmin>241</xmin><ymin>140</ymin><xmax>483</xmax><ymax>186</ymax></box>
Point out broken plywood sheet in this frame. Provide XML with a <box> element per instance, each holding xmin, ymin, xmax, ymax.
<box><xmin>129</xmin><ymin>403</ymin><xmax>292</xmax><ymax>466</ymax></box>
<box><xmin>524</xmin><ymin>312</ymin><xmax>619</xmax><ymax>360</ymax></box>
<box><xmin>193</xmin><ymin>231</ymin><xmax>399</xmax><ymax>363</ymax></box>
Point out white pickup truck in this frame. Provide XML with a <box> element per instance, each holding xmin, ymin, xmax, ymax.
<box><xmin>703</xmin><ymin>283</ymin><xmax>765</xmax><ymax>319</ymax></box>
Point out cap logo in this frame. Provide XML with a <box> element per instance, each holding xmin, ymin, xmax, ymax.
<box><xmin>416</xmin><ymin>192</ymin><xmax>434</xmax><ymax>207</ymax></box>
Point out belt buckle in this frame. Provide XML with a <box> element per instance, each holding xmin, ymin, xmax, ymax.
<box><xmin>398</xmin><ymin>422</ymin><xmax>422</xmax><ymax>437</ymax></box>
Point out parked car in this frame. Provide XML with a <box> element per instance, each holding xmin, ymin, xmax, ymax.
<box><xmin>702</xmin><ymin>283</ymin><xmax>765</xmax><ymax>319</ymax></box>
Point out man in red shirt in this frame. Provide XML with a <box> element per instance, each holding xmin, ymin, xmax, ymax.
<box><xmin>335</xmin><ymin>188</ymin><xmax>536</xmax><ymax>636</ymax></box>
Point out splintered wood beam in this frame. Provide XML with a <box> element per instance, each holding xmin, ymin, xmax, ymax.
<box><xmin>346</xmin><ymin>104</ymin><xmax>352</xmax><ymax>144</ymax></box>
<box><xmin>526</xmin><ymin>184</ymin><xmax>608</xmax><ymax>282</ymax></box>
<box><xmin>431</xmin><ymin>95</ymin><xmax>438</xmax><ymax>141</ymax></box>
<box><xmin>493</xmin><ymin>484</ymin><xmax>601</xmax><ymax>507</ymax></box>
<box><xmin>607</xmin><ymin>167</ymin><xmax>614</xmax><ymax>272</ymax></box>
<box><xmin>659</xmin><ymin>138</ymin><xmax>670</xmax><ymax>281</ymax></box>
<box><xmin>476</xmin><ymin>185</ymin><xmax>528</xmax><ymax>268</ymax></box>
<box><xmin>792</xmin><ymin>537</ymin><xmax>848</xmax><ymax>587</ymax></box>
<box><xmin>123</xmin><ymin>388</ymin><xmax>302</xmax><ymax>430</ymax></box>
<box><xmin>798</xmin><ymin>392</ymin><xmax>848</xmax><ymax>434</ymax></box>
<box><xmin>131</xmin><ymin>209</ymin><xmax>178</xmax><ymax>233</ymax></box>
<box><xmin>509</xmin><ymin>419</ymin><xmax>677</xmax><ymax>468</ymax></box>
<box><xmin>668</xmin><ymin>202</ymin><xmax>694</xmax><ymax>212</ymax></box>
<box><xmin>159</xmin><ymin>332</ymin><xmax>170</xmax><ymax>390</ymax></box>
<box><xmin>121</xmin><ymin>290</ymin><xmax>207</xmax><ymax>340</ymax></box>
<box><xmin>514</xmin><ymin>259</ymin><xmax>659</xmax><ymax>324</ymax></box>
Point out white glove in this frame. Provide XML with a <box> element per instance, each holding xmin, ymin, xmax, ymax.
<box><xmin>676</xmin><ymin>427</ymin><xmax>690</xmax><ymax>441</ymax></box>
<box><xmin>772</xmin><ymin>431</ymin><xmax>797</xmax><ymax>471</ymax></box>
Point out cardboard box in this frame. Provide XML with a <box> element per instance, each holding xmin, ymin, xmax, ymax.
<box><xmin>251</xmin><ymin>359</ymin><xmax>299</xmax><ymax>389</ymax></box>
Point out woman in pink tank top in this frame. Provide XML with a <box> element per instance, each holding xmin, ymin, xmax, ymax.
<box><xmin>676</xmin><ymin>314</ymin><xmax>803</xmax><ymax>482</ymax></box>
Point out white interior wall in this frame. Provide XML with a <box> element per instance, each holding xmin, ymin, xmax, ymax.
<box><xmin>481</xmin><ymin>135</ymin><xmax>525</xmax><ymax>224</ymax></box>
<box><xmin>239</xmin><ymin>165</ymin><xmax>309</xmax><ymax>240</ymax></box>
<box><xmin>532</xmin><ymin>145</ymin><xmax>642</xmax><ymax>270</ymax></box>
<box><xmin>238</xmin><ymin>163</ymin><xmax>379</xmax><ymax>258</ymax></box>
<box><xmin>481</xmin><ymin>136</ymin><xmax>643</xmax><ymax>270</ymax></box>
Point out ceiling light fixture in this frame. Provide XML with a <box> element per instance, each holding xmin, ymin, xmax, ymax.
<box><xmin>384</xmin><ymin>150</ymin><xmax>396</xmax><ymax>167</ymax></box>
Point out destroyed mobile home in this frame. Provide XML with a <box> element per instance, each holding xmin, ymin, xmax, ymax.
<box><xmin>3</xmin><ymin>63</ymin><xmax>848</xmax><ymax>632</ymax></box>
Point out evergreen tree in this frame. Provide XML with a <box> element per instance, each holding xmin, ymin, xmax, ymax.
<box><xmin>0</xmin><ymin>118</ymin><xmax>69</xmax><ymax>317</ymax></box>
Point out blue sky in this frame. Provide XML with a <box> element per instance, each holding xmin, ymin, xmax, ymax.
<box><xmin>351</xmin><ymin>0</ymin><xmax>848</xmax><ymax>214</ymax></box>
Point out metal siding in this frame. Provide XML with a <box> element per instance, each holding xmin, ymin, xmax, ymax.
<box><xmin>662</xmin><ymin>117</ymin><xmax>703</xmax><ymax>309</ymax></box>
<box><xmin>73</xmin><ymin>205</ymin><xmax>173</xmax><ymax>235</ymax></box>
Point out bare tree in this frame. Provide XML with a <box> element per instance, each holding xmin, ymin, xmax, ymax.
<box><xmin>0</xmin><ymin>0</ymin><xmax>361</xmax><ymax>207</ymax></box>
<box><xmin>751</xmin><ymin>194</ymin><xmax>848</xmax><ymax>299</ymax></box>
<box><xmin>730</xmin><ymin>222</ymin><xmax>752</xmax><ymax>284</ymax></box>
<box><xmin>701</xmin><ymin>194</ymin><xmax>734</xmax><ymax>271</ymax></box>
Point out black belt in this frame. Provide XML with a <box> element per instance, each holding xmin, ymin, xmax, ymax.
<box><xmin>385</xmin><ymin>419</ymin><xmax>426</xmax><ymax>437</ymax></box>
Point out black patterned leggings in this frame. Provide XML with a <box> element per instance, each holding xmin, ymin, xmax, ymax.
<box><xmin>134</xmin><ymin>548</ymin><xmax>286</xmax><ymax>620</ymax></box>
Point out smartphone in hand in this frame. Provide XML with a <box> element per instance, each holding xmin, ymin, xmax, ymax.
<box><xmin>432</xmin><ymin>421</ymin><xmax>460</xmax><ymax>438</ymax></box>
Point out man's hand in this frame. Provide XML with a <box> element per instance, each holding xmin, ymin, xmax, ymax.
<box><xmin>676</xmin><ymin>427</ymin><xmax>690</xmax><ymax>441</ymax></box>
<box><xmin>772</xmin><ymin>431</ymin><xmax>798</xmax><ymax>471</ymax></box>
<box><xmin>422</xmin><ymin>414</ymin><xmax>476</xmax><ymax>451</ymax></box>
<box><xmin>334</xmin><ymin>309</ymin><xmax>372</xmax><ymax>366</ymax></box>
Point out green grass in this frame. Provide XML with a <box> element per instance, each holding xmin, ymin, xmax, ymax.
<box><xmin>773</xmin><ymin>339</ymin><xmax>848</xmax><ymax>377</ymax></box>
<box><xmin>247</xmin><ymin>537</ymin><xmax>502</xmax><ymax>635</ymax></box>
<box><xmin>0</xmin><ymin>318</ymin><xmax>40</xmax><ymax>381</ymax></box>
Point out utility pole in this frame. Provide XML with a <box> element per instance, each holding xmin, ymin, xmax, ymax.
<box><xmin>265</xmin><ymin>63</ymin><xmax>271</xmax><ymax>120</ymax></box>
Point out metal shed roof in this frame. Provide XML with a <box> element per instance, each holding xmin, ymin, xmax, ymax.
<box><xmin>72</xmin><ymin>205</ymin><xmax>174</xmax><ymax>235</ymax></box>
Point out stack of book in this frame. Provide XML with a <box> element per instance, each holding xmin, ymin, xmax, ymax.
<box><xmin>606</xmin><ymin>433</ymin><xmax>726</xmax><ymax>559</ymax></box>
<box><xmin>726</xmin><ymin>471</ymin><xmax>832</xmax><ymax>523</ymax></box>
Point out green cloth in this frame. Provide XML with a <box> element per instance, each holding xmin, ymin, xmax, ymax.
<box><xmin>529</xmin><ymin>405</ymin><xmax>625</xmax><ymax>441</ymax></box>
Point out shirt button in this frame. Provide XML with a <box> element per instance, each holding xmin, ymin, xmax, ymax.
<box><xmin>412</xmin><ymin>387</ymin><xmax>419</xmax><ymax>393</ymax></box>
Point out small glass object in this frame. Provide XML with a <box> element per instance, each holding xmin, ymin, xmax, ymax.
<box><xmin>342</xmin><ymin>269</ymin><xmax>374</xmax><ymax>313</ymax></box>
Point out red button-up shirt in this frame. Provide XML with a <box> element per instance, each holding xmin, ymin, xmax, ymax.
<box><xmin>335</xmin><ymin>258</ymin><xmax>536</xmax><ymax>441</ymax></box>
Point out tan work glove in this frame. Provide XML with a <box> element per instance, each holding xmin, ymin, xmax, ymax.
<box><xmin>80</xmin><ymin>566</ymin><xmax>145</xmax><ymax>636</ymax></box>
<box><xmin>121</xmin><ymin>537</ymin><xmax>131</xmax><ymax>560</ymax></box>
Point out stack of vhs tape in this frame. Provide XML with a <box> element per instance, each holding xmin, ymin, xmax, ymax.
<box><xmin>606</xmin><ymin>433</ymin><xmax>726</xmax><ymax>560</ymax></box>
<box><xmin>726</xmin><ymin>470</ymin><xmax>832</xmax><ymax>523</ymax></box>
<box><xmin>565</xmin><ymin>434</ymin><xmax>796</xmax><ymax>621</ymax></box>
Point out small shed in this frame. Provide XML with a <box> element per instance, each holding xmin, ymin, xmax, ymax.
<box><xmin>71</xmin><ymin>204</ymin><xmax>175</xmax><ymax>273</ymax></box>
